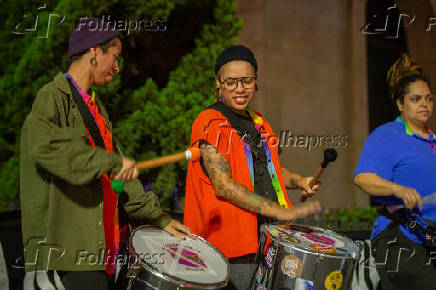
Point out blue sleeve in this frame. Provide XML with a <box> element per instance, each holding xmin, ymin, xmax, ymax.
<box><xmin>354</xmin><ymin>126</ymin><xmax>396</xmax><ymax>181</ymax></box>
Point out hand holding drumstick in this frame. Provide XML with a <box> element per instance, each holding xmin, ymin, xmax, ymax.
<box><xmin>300</xmin><ymin>148</ymin><xmax>338</xmax><ymax>202</ymax></box>
<box><xmin>111</xmin><ymin>147</ymin><xmax>201</xmax><ymax>192</ymax></box>
<box><xmin>111</xmin><ymin>147</ymin><xmax>202</xmax><ymax>240</ymax></box>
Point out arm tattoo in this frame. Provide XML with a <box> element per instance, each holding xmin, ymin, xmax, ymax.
<box><xmin>290</xmin><ymin>177</ymin><xmax>296</xmax><ymax>188</ymax></box>
<box><xmin>281</xmin><ymin>167</ymin><xmax>300</xmax><ymax>189</ymax></box>
<box><xmin>201</xmin><ymin>144</ymin><xmax>279</xmax><ymax>215</ymax></box>
<box><xmin>281</xmin><ymin>168</ymin><xmax>293</xmax><ymax>188</ymax></box>
<box><xmin>201</xmin><ymin>145</ymin><xmax>231</xmax><ymax>181</ymax></box>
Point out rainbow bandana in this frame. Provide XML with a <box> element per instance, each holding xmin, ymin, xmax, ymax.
<box><xmin>396</xmin><ymin>116</ymin><xmax>436</xmax><ymax>153</ymax></box>
<box><xmin>245</xmin><ymin>108</ymin><xmax>288</xmax><ymax>208</ymax></box>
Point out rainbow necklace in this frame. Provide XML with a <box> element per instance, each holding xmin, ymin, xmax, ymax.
<box><xmin>396</xmin><ymin>117</ymin><xmax>436</xmax><ymax>152</ymax></box>
<box><xmin>245</xmin><ymin>108</ymin><xmax>288</xmax><ymax>208</ymax></box>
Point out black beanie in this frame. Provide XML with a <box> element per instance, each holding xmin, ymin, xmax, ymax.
<box><xmin>214</xmin><ymin>45</ymin><xmax>258</xmax><ymax>75</ymax></box>
<box><xmin>68</xmin><ymin>17</ymin><xmax>120</xmax><ymax>58</ymax></box>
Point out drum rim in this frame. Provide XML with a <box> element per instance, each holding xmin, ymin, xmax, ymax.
<box><xmin>264</xmin><ymin>222</ymin><xmax>360</xmax><ymax>259</ymax></box>
<box><xmin>129</xmin><ymin>225</ymin><xmax>231</xmax><ymax>289</ymax></box>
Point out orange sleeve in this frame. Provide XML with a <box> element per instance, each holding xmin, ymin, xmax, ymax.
<box><xmin>190</xmin><ymin>109</ymin><xmax>232</xmax><ymax>155</ymax></box>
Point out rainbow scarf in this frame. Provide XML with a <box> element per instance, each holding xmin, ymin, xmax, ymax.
<box><xmin>64</xmin><ymin>73</ymin><xmax>120</xmax><ymax>275</ymax></box>
<box><xmin>396</xmin><ymin>116</ymin><xmax>436</xmax><ymax>153</ymax></box>
<box><xmin>244</xmin><ymin>108</ymin><xmax>288</xmax><ymax>208</ymax></box>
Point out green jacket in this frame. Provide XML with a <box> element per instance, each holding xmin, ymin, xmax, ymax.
<box><xmin>20</xmin><ymin>72</ymin><xmax>172</xmax><ymax>272</ymax></box>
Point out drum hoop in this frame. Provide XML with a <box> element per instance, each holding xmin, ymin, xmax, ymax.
<box><xmin>129</xmin><ymin>225</ymin><xmax>231</xmax><ymax>289</ymax></box>
<box><xmin>264</xmin><ymin>222</ymin><xmax>360</xmax><ymax>260</ymax></box>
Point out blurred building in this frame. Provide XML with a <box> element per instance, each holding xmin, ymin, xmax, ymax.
<box><xmin>235</xmin><ymin>0</ymin><xmax>436</xmax><ymax>208</ymax></box>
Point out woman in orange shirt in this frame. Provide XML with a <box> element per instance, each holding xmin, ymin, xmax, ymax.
<box><xmin>184</xmin><ymin>45</ymin><xmax>321</xmax><ymax>262</ymax></box>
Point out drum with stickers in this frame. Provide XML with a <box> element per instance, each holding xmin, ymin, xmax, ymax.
<box><xmin>126</xmin><ymin>225</ymin><xmax>230</xmax><ymax>290</ymax></box>
<box><xmin>250</xmin><ymin>223</ymin><xmax>361</xmax><ymax>290</ymax></box>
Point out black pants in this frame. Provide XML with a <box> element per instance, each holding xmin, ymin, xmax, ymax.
<box><xmin>58</xmin><ymin>271</ymin><xmax>113</xmax><ymax>290</ymax></box>
<box><xmin>226</xmin><ymin>253</ymin><xmax>257</xmax><ymax>289</ymax></box>
<box><xmin>371</xmin><ymin>224</ymin><xmax>436</xmax><ymax>290</ymax></box>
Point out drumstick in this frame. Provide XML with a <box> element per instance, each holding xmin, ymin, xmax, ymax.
<box><xmin>300</xmin><ymin>148</ymin><xmax>338</xmax><ymax>203</ymax></box>
<box><xmin>136</xmin><ymin>147</ymin><xmax>201</xmax><ymax>170</ymax></box>
<box><xmin>111</xmin><ymin>147</ymin><xmax>201</xmax><ymax>195</ymax></box>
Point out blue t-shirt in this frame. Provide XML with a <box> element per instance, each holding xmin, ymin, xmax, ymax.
<box><xmin>354</xmin><ymin>117</ymin><xmax>436</xmax><ymax>243</ymax></box>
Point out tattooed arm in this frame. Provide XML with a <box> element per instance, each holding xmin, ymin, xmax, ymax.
<box><xmin>281</xmin><ymin>167</ymin><xmax>302</xmax><ymax>189</ymax></box>
<box><xmin>201</xmin><ymin>145</ymin><xmax>320</xmax><ymax>220</ymax></box>
<box><xmin>281</xmin><ymin>167</ymin><xmax>320</xmax><ymax>198</ymax></box>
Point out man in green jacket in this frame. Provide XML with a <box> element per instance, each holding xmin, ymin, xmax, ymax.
<box><xmin>20</xmin><ymin>17</ymin><xmax>192</xmax><ymax>290</ymax></box>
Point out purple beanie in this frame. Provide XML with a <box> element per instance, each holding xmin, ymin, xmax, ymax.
<box><xmin>68</xmin><ymin>17</ymin><xmax>120</xmax><ymax>58</ymax></box>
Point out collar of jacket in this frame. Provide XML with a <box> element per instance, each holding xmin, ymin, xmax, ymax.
<box><xmin>53</xmin><ymin>72</ymin><xmax>74</xmax><ymax>99</ymax></box>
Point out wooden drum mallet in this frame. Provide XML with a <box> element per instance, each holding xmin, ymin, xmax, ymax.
<box><xmin>300</xmin><ymin>148</ymin><xmax>338</xmax><ymax>202</ymax></box>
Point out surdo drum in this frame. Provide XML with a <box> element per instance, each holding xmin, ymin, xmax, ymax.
<box><xmin>250</xmin><ymin>223</ymin><xmax>361</xmax><ymax>290</ymax></box>
<box><xmin>126</xmin><ymin>226</ymin><xmax>230</xmax><ymax>289</ymax></box>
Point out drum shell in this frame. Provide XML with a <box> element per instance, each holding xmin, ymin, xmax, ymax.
<box><xmin>251</xmin><ymin>224</ymin><xmax>360</xmax><ymax>290</ymax></box>
<box><xmin>274</xmin><ymin>244</ymin><xmax>355</xmax><ymax>289</ymax></box>
<box><xmin>128</xmin><ymin>268</ymin><xmax>228</xmax><ymax>290</ymax></box>
<box><xmin>128</xmin><ymin>270</ymin><xmax>176</xmax><ymax>290</ymax></box>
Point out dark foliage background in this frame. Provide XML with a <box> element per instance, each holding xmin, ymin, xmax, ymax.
<box><xmin>0</xmin><ymin>0</ymin><xmax>243</xmax><ymax>211</ymax></box>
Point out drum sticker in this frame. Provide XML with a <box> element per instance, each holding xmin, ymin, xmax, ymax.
<box><xmin>255</xmin><ymin>265</ymin><xmax>264</xmax><ymax>283</ymax></box>
<box><xmin>302</xmin><ymin>233</ymin><xmax>335</xmax><ymax>246</ymax></box>
<box><xmin>276</xmin><ymin>227</ymin><xmax>299</xmax><ymax>241</ymax></box>
<box><xmin>280</xmin><ymin>254</ymin><xmax>303</xmax><ymax>279</ymax></box>
<box><xmin>278</xmin><ymin>224</ymin><xmax>296</xmax><ymax>235</ymax></box>
<box><xmin>324</xmin><ymin>270</ymin><xmax>343</xmax><ymax>290</ymax></box>
<box><xmin>265</xmin><ymin>245</ymin><xmax>277</xmax><ymax>268</ymax></box>
<box><xmin>166</xmin><ymin>246</ymin><xmax>207</xmax><ymax>270</ymax></box>
<box><xmin>310</xmin><ymin>243</ymin><xmax>336</xmax><ymax>254</ymax></box>
<box><xmin>295</xmin><ymin>278</ymin><xmax>314</xmax><ymax>290</ymax></box>
<box><xmin>288</xmin><ymin>224</ymin><xmax>313</xmax><ymax>233</ymax></box>
<box><xmin>282</xmin><ymin>235</ymin><xmax>301</xmax><ymax>244</ymax></box>
<box><xmin>279</xmin><ymin>224</ymin><xmax>290</xmax><ymax>230</ymax></box>
<box><xmin>269</xmin><ymin>228</ymin><xmax>280</xmax><ymax>237</ymax></box>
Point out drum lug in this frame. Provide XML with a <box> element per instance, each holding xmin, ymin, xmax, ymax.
<box><xmin>126</xmin><ymin>263</ymin><xmax>142</xmax><ymax>279</ymax></box>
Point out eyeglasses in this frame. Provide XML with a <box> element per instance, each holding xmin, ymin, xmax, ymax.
<box><xmin>220</xmin><ymin>77</ymin><xmax>256</xmax><ymax>91</ymax></box>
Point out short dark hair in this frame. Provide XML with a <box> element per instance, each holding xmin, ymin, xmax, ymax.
<box><xmin>216</xmin><ymin>63</ymin><xmax>257</xmax><ymax>79</ymax></box>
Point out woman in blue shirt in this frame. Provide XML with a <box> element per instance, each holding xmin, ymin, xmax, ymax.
<box><xmin>354</xmin><ymin>54</ymin><xmax>436</xmax><ymax>290</ymax></box>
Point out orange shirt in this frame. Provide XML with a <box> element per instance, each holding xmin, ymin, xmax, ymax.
<box><xmin>184</xmin><ymin>107</ymin><xmax>291</xmax><ymax>259</ymax></box>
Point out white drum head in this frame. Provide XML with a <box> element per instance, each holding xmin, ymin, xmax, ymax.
<box><xmin>131</xmin><ymin>226</ymin><xmax>229</xmax><ymax>285</ymax></box>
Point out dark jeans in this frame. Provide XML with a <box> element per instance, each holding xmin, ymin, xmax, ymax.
<box><xmin>371</xmin><ymin>224</ymin><xmax>436</xmax><ymax>290</ymax></box>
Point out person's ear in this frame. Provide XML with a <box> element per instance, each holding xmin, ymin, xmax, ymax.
<box><xmin>215</xmin><ymin>76</ymin><xmax>220</xmax><ymax>89</ymax></box>
<box><xmin>396</xmin><ymin>98</ymin><xmax>403</xmax><ymax>113</ymax></box>
<box><xmin>215</xmin><ymin>77</ymin><xmax>221</xmax><ymax>98</ymax></box>
<box><xmin>90</xmin><ymin>46</ymin><xmax>102</xmax><ymax>56</ymax></box>
<box><xmin>88</xmin><ymin>47</ymin><xmax>98</xmax><ymax>66</ymax></box>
